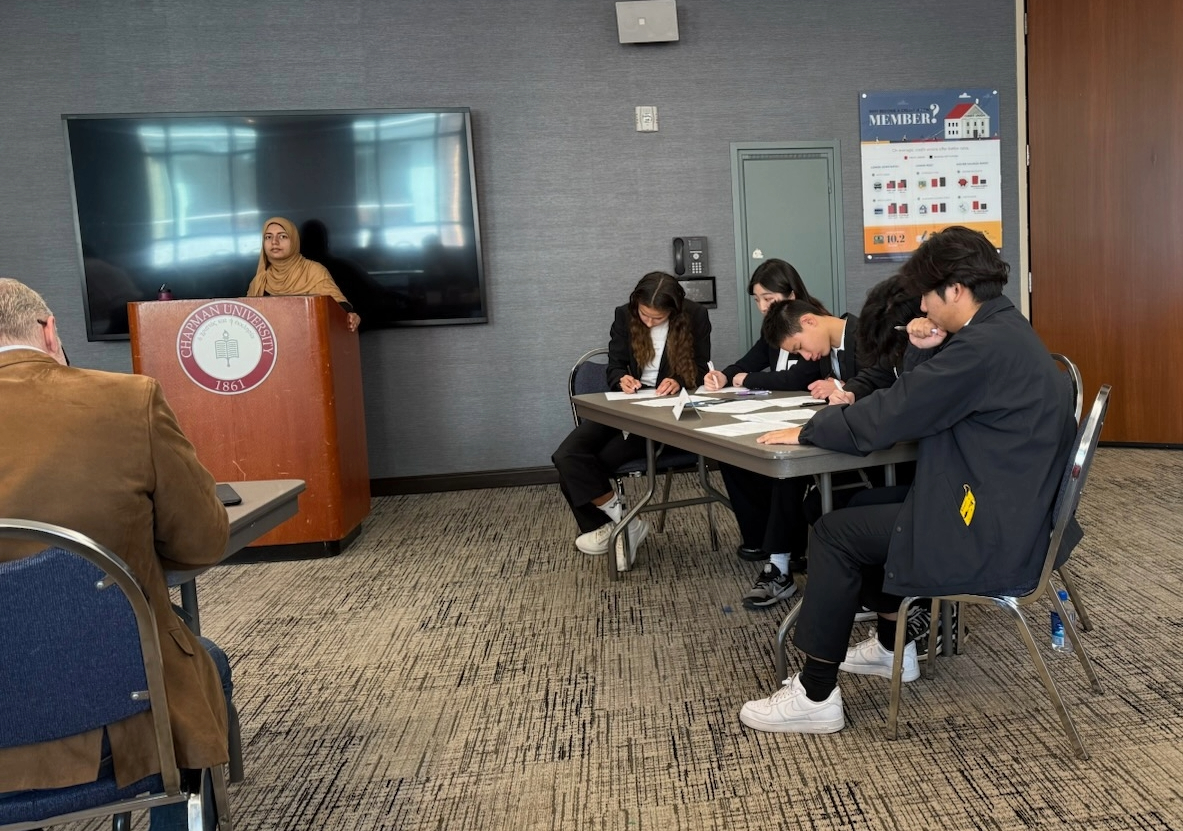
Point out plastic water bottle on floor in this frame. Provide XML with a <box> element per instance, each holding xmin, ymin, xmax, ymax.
<box><xmin>1050</xmin><ymin>589</ymin><xmax>1073</xmax><ymax>652</ymax></box>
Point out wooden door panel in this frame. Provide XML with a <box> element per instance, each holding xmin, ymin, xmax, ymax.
<box><xmin>1028</xmin><ymin>0</ymin><xmax>1183</xmax><ymax>443</ymax></box>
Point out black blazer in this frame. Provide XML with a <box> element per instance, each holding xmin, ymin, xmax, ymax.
<box><xmin>830</xmin><ymin>313</ymin><xmax>861</xmax><ymax>383</ymax></box>
<box><xmin>801</xmin><ymin>296</ymin><xmax>1079</xmax><ymax>598</ymax></box>
<box><xmin>721</xmin><ymin>340</ymin><xmax>824</xmax><ymax>391</ymax></box>
<box><xmin>606</xmin><ymin>300</ymin><xmax>712</xmax><ymax>391</ymax></box>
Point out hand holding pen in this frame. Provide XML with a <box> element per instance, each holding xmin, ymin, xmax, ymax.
<box><xmin>896</xmin><ymin>317</ymin><xmax>947</xmax><ymax>349</ymax></box>
<box><xmin>703</xmin><ymin>360</ymin><xmax>728</xmax><ymax>391</ymax></box>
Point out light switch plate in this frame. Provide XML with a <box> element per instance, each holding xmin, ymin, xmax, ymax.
<box><xmin>635</xmin><ymin>106</ymin><xmax>658</xmax><ymax>132</ymax></box>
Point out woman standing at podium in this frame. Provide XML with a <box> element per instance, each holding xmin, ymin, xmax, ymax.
<box><xmin>246</xmin><ymin>217</ymin><xmax>362</xmax><ymax>332</ymax></box>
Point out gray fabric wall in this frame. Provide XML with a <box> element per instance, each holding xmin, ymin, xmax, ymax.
<box><xmin>0</xmin><ymin>0</ymin><xmax>1019</xmax><ymax>479</ymax></box>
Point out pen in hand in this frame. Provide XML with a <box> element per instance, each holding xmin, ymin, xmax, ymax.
<box><xmin>894</xmin><ymin>325</ymin><xmax>940</xmax><ymax>334</ymax></box>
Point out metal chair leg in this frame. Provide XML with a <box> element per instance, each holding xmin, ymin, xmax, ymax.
<box><xmin>1052</xmin><ymin>585</ymin><xmax>1103</xmax><ymax>694</ymax></box>
<box><xmin>1057</xmin><ymin>565</ymin><xmax>1094</xmax><ymax>632</ymax></box>
<box><xmin>211</xmin><ymin>764</ymin><xmax>235</xmax><ymax>831</ymax></box>
<box><xmin>1003</xmin><ymin>595</ymin><xmax>1090</xmax><ymax>760</ymax></box>
<box><xmin>887</xmin><ymin>597</ymin><xmax>919</xmax><ymax>739</ymax></box>
<box><xmin>774</xmin><ymin>598</ymin><xmax>806</xmax><ymax>682</ymax></box>
<box><xmin>924</xmin><ymin>598</ymin><xmax>940</xmax><ymax>678</ymax></box>
<box><xmin>227</xmin><ymin>699</ymin><xmax>244</xmax><ymax>783</ymax></box>
<box><xmin>112</xmin><ymin>812</ymin><xmax>131</xmax><ymax>831</ymax></box>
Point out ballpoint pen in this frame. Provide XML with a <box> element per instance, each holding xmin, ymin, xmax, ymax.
<box><xmin>734</xmin><ymin>389</ymin><xmax>771</xmax><ymax>396</ymax></box>
<box><xmin>895</xmin><ymin>325</ymin><xmax>940</xmax><ymax>334</ymax></box>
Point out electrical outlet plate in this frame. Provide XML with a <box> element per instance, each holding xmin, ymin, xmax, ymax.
<box><xmin>635</xmin><ymin>106</ymin><xmax>658</xmax><ymax>132</ymax></box>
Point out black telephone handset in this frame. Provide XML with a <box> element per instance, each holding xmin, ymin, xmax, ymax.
<box><xmin>672</xmin><ymin>237</ymin><xmax>708</xmax><ymax>277</ymax></box>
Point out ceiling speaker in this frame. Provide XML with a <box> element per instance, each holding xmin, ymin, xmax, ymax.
<box><xmin>616</xmin><ymin>0</ymin><xmax>679</xmax><ymax>44</ymax></box>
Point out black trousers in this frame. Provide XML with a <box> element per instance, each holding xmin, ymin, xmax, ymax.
<box><xmin>792</xmin><ymin>488</ymin><xmax>909</xmax><ymax>664</ymax></box>
<box><xmin>718</xmin><ymin>464</ymin><xmax>809</xmax><ymax>555</ymax></box>
<box><xmin>552</xmin><ymin>420</ymin><xmax>646</xmax><ymax>534</ymax></box>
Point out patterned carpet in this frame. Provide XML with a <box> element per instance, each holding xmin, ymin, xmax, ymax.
<box><xmin>74</xmin><ymin>448</ymin><xmax>1183</xmax><ymax>830</ymax></box>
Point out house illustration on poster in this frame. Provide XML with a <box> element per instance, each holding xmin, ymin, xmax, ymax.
<box><xmin>944</xmin><ymin>101</ymin><xmax>990</xmax><ymax>139</ymax></box>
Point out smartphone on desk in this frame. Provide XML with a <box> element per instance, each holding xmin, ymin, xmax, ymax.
<box><xmin>216</xmin><ymin>483</ymin><xmax>242</xmax><ymax>506</ymax></box>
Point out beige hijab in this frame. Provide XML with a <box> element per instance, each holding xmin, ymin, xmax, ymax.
<box><xmin>246</xmin><ymin>217</ymin><xmax>348</xmax><ymax>304</ymax></box>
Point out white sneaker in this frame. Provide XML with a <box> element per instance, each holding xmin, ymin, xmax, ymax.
<box><xmin>739</xmin><ymin>673</ymin><xmax>844</xmax><ymax>734</ymax></box>
<box><xmin>839</xmin><ymin>635</ymin><xmax>920</xmax><ymax>682</ymax></box>
<box><xmin>614</xmin><ymin>519</ymin><xmax>651</xmax><ymax>571</ymax></box>
<box><xmin>575</xmin><ymin>523</ymin><xmax>613</xmax><ymax>555</ymax></box>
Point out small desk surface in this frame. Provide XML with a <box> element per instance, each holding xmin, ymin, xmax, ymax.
<box><xmin>572</xmin><ymin>391</ymin><xmax>916</xmax><ymax>479</ymax></box>
<box><xmin>168</xmin><ymin>479</ymin><xmax>305</xmax><ymax>586</ymax></box>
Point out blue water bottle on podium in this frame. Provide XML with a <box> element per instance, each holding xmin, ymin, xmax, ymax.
<box><xmin>1050</xmin><ymin>589</ymin><xmax>1073</xmax><ymax>652</ymax></box>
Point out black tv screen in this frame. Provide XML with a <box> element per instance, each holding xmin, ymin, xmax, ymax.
<box><xmin>63</xmin><ymin>108</ymin><xmax>488</xmax><ymax>340</ymax></box>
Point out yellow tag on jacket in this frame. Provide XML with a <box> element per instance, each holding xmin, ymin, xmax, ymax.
<box><xmin>960</xmin><ymin>484</ymin><xmax>976</xmax><ymax>526</ymax></box>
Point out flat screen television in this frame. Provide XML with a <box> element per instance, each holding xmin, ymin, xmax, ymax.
<box><xmin>62</xmin><ymin>108</ymin><xmax>488</xmax><ymax>340</ymax></box>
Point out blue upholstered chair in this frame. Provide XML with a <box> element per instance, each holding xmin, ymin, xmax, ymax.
<box><xmin>0</xmin><ymin>519</ymin><xmax>233</xmax><ymax>831</ymax></box>
<box><xmin>568</xmin><ymin>348</ymin><xmax>722</xmax><ymax>555</ymax></box>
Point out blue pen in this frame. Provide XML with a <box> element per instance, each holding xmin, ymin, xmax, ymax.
<box><xmin>735</xmin><ymin>389</ymin><xmax>771</xmax><ymax>396</ymax></box>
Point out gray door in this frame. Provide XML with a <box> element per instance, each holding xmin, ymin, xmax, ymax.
<box><xmin>731</xmin><ymin>142</ymin><xmax>846</xmax><ymax>347</ymax></box>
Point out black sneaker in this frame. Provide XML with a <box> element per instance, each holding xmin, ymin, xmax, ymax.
<box><xmin>906</xmin><ymin>602</ymin><xmax>963</xmax><ymax>660</ymax></box>
<box><xmin>742</xmin><ymin>563</ymin><xmax>797</xmax><ymax>609</ymax></box>
<box><xmin>736</xmin><ymin>545</ymin><xmax>767</xmax><ymax>562</ymax></box>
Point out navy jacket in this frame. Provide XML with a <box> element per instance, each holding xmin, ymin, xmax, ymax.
<box><xmin>606</xmin><ymin>300</ymin><xmax>712</xmax><ymax>391</ymax></box>
<box><xmin>720</xmin><ymin>340</ymin><xmax>824</xmax><ymax>391</ymax></box>
<box><xmin>800</xmin><ymin>296</ymin><xmax>1078</xmax><ymax>597</ymax></box>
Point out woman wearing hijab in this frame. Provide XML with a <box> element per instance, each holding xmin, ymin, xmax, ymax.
<box><xmin>246</xmin><ymin>217</ymin><xmax>361</xmax><ymax>332</ymax></box>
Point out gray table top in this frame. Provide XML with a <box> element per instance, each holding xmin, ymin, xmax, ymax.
<box><xmin>168</xmin><ymin>479</ymin><xmax>305</xmax><ymax>584</ymax></box>
<box><xmin>572</xmin><ymin>391</ymin><xmax>916</xmax><ymax>479</ymax></box>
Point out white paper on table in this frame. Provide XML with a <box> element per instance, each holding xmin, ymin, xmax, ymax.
<box><xmin>702</xmin><ymin>399</ymin><xmax>782</xmax><ymax>414</ymax></box>
<box><xmin>763</xmin><ymin>394</ymin><xmax>823</xmax><ymax>408</ymax></box>
<box><xmin>604</xmin><ymin>389</ymin><xmax>660</xmax><ymax>400</ymax></box>
<box><xmin>632</xmin><ymin>395</ymin><xmax>713</xmax><ymax>408</ymax></box>
<box><xmin>694</xmin><ymin>384</ymin><xmax>748</xmax><ymax>394</ymax></box>
<box><xmin>695</xmin><ymin>420</ymin><xmax>800</xmax><ymax>437</ymax></box>
<box><xmin>734</xmin><ymin>409</ymin><xmax>817</xmax><ymax>423</ymax></box>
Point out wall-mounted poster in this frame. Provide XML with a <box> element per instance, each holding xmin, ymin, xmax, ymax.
<box><xmin>859</xmin><ymin>88</ymin><xmax>1001</xmax><ymax>261</ymax></box>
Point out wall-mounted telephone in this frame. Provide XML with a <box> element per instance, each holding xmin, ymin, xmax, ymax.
<box><xmin>673</xmin><ymin>236</ymin><xmax>709</xmax><ymax>276</ymax></box>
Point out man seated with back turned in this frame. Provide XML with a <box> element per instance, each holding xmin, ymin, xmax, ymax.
<box><xmin>0</xmin><ymin>278</ymin><xmax>231</xmax><ymax>829</ymax></box>
<box><xmin>736</xmin><ymin>227</ymin><xmax>1079</xmax><ymax>734</ymax></box>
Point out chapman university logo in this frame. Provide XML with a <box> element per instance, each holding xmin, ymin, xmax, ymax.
<box><xmin>177</xmin><ymin>302</ymin><xmax>277</xmax><ymax>395</ymax></box>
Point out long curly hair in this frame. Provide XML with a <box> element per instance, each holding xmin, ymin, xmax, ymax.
<box><xmin>856</xmin><ymin>274</ymin><xmax>923</xmax><ymax>370</ymax></box>
<box><xmin>628</xmin><ymin>272</ymin><xmax>699</xmax><ymax>387</ymax></box>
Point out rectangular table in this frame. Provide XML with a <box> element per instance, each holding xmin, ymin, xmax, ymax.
<box><xmin>170</xmin><ymin>479</ymin><xmax>306</xmax><ymax>636</ymax></box>
<box><xmin>573</xmin><ymin>391</ymin><xmax>916</xmax><ymax>571</ymax></box>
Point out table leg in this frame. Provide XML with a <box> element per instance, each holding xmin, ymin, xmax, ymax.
<box><xmin>179</xmin><ymin>580</ymin><xmax>202</xmax><ymax>636</ymax></box>
<box><xmin>818</xmin><ymin>472</ymin><xmax>834</xmax><ymax>514</ymax></box>
<box><xmin>884</xmin><ymin>463</ymin><xmax>897</xmax><ymax>487</ymax></box>
<box><xmin>608</xmin><ymin>438</ymin><xmax>659</xmax><ymax>580</ymax></box>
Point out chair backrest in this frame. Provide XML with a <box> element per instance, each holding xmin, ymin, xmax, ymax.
<box><xmin>1051</xmin><ymin>353</ymin><xmax>1084</xmax><ymax>424</ymax></box>
<box><xmin>1033</xmin><ymin>385</ymin><xmax>1112</xmax><ymax>593</ymax></box>
<box><xmin>0</xmin><ymin>519</ymin><xmax>182</xmax><ymax>795</ymax></box>
<box><xmin>569</xmin><ymin>347</ymin><xmax>610</xmax><ymax>426</ymax></box>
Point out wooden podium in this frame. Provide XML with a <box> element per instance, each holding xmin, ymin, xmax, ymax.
<box><xmin>129</xmin><ymin>296</ymin><xmax>370</xmax><ymax>552</ymax></box>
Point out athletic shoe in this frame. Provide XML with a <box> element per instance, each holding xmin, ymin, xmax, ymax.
<box><xmin>853</xmin><ymin>606</ymin><xmax>878</xmax><ymax>622</ymax></box>
<box><xmin>736</xmin><ymin>544</ymin><xmax>767</xmax><ymax>562</ymax></box>
<box><xmin>739</xmin><ymin>673</ymin><xmax>844</xmax><ymax>734</ymax></box>
<box><xmin>742</xmin><ymin>563</ymin><xmax>797</xmax><ymax>609</ymax></box>
<box><xmin>839</xmin><ymin>636</ymin><xmax>920</xmax><ymax>682</ymax></box>
<box><xmin>614</xmin><ymin>518</ymin><xmax>651</xmax><ymax>572</ymax></box>
<box><xmin>575</xmin><ymin>523</ymin><xmax>614</xmax><ymax>555</ymax></box>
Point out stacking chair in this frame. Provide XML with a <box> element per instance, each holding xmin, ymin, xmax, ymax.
<box><xmin>1050</xmin><ymin>352</ymin><xmax>1092</xmax><ymax>631</ymax></box>
<box><xmin>568</xmin><ymin>348</ymin><xmax>723</xmax><ymax>557</ymax></box>
<box><xmin>883</xmin><ymin>385</ymin><xmax>1112</xmax><ymax>760</ymax></box>
<box><xmin>0</xmin><ymin>519</ymin><xmax>233</xmax><ymax>831</ymax></box>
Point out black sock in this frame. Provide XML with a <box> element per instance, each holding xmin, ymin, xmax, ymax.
<box><xmin>877</xmin><ymin>616</ymin><xmax>897</xmax><ymax>651</ymax></box>
<box><xmin>799</xmin><ymin>657</ymin><xmax>839</xmax><ymax>702</ymax></box>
